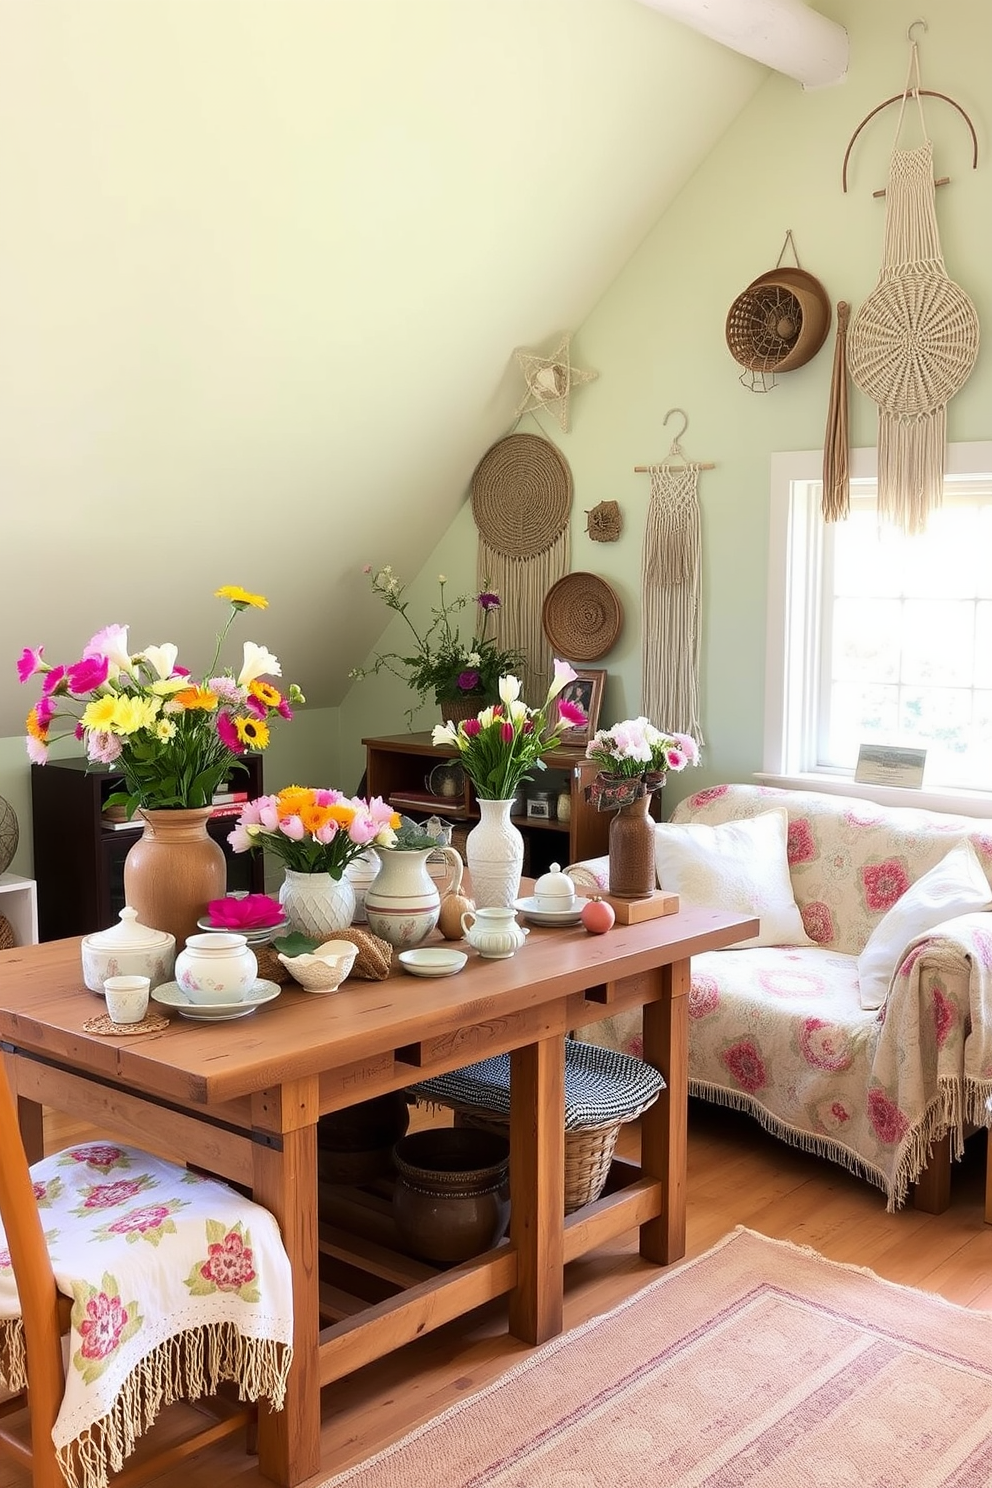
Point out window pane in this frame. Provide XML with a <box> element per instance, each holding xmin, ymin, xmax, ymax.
<box><xmin>977</xmin><ymin>603</ymin><xmax>992</xmax><ymax>686</ymax></box>
<box><xmin>901</xmin><ymin>600</ymin><xmax>974</xmax><ymax>685</ymax></box>
<box><xmin>825</xmin><ymin>683</ymin><xmax>899</xmax><ymax>766</ymax></box>
<box><xmin>830</xmin><ymin>599</ymin><xmax>901</xmax><ymax>682</ymax></box>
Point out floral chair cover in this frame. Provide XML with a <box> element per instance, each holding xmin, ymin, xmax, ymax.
<box><xmin>0</xmin><ymin>1142</ymin><xmax>294</xmax><ymax>1488</ymax></box>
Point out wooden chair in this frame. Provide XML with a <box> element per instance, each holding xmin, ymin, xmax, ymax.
<box><xmin>0</xmin><ymin>1059</ymin><xmax>293</xmax><ymax>1488</ymax></box>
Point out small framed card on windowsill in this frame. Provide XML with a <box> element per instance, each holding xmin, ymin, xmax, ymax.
<box><xmin>854</xmin><ymin>744</ymin><xmax>927</xmax><ymax>789</ymax></box>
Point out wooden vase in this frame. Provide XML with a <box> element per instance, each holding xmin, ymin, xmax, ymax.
<box><xmin>608</xmin><ymin>789</ymin><xmax>655</xmax><ymax>900</ymax></box>
<box><xmin>123</xmin><ymin>807</ymin><xmax>227</xmax><ymax>949</ymax></box>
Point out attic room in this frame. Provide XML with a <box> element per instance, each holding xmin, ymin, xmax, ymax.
<box><xmin>0</xmin><ymin>2</ymin><xmax>991</xmax><ymax>1486</ymax></box>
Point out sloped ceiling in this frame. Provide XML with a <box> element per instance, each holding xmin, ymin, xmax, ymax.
<box><xmin>0</xmin><ymin>0</ymin><xmax>765</xmax><ymax>737</ymax></box>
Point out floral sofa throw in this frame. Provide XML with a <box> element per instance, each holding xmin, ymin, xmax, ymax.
<box><xmin>0</xmin><ymin>1143</ymin><xmax>294</xmax><ymax>1488</ymax></box>
<box><xmin>568</xmin><ymin>783</ymin><xmax>992</xmax><ymax>1211</ymax></box>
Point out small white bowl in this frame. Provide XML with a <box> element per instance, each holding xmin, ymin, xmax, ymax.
<box><xmin>278</xmin><ymin>939</ymin><xmax>358</xmax><ymax>993</ymax></box>
<box><xmin>398</xmin><ymin>948</ymin><xmax>468</xmax><ymax>979</ymax></box>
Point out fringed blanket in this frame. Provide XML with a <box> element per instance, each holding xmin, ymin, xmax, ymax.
<box><xmin>0</xmin><ymin>1144</ymin><xmax>294</xmax><ymax>1488</ymax></box>
<box><xmin>582</xmin><ymin>914</ymin><xmax>992</xmax><ymax>1211</ymax></box>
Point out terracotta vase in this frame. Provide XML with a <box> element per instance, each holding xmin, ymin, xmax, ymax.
<box><xmin>123</xmin><ymin>807</ymin><xmax>227</xmax><ymax>949</ymax></box>
<box><xmin>608</xmin><ymin>787</ymin><xmax>656</xmax><ymax>900</ymax></box>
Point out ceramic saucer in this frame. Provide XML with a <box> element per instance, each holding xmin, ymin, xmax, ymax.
<box><xmin>512</xmin><ymin>896</ymin><xmax>589</xmax><ymax>928</ymax></box>
<box><xmin>151</xmin><ymin>978</ymin><xmax>281</xmax><ymax>1021</ymax></box>
<box><xmin>195</xmin><ymin>916</ymin><xmax>288</xmax><ymax>940</ymax></box>
<box><xmin>398</xmin><ymin>948</ymin><xmax>468</xmax><ymax>978</ymax></box>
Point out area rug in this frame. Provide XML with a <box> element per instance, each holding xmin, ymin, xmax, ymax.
<box><xmin>320</xmin><ymin>1226</ymin><xmax>992</xmax><ymax>1488</ymax></box>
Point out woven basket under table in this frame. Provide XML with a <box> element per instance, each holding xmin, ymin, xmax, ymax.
<box><xmin>410</xmin><ymin>1039</ymin><xmax>666</xmax><ymax>1215</ymax></box>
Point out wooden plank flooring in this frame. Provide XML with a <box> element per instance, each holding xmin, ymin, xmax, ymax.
<box><xmin>3</xmin><ymin>1101</ymin><xmax>989</xmax><ymax>1488</ymax></box>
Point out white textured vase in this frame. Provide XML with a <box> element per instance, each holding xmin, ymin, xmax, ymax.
<box><xmin>344</xmin><ymin>850</ymin><xmax>381</xmax><ymax>924</ymax></box>
<box><xmin>279</xmin><ymin>870</ymin><xmax>356</xmax><ymax>939</ymax></box>
<box><xmin>466</xmin><ymin>798</ymin><xmax>525</xmax><ymax>910</ymax></box>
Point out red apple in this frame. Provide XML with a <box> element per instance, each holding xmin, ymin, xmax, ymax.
<box><xmin>581</xmin><ymin>897</ymin><xmax>615</xmax><ymax>934</ymax></box>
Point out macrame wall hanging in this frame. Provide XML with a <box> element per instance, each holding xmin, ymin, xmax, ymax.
<box><xmin>470</xmin><ymin>433</ymin><xmax>572</xmax><ymax>694</ymax></box>
<box><xmin>845</xmin><ymin>26</ymin><xmax>980</xmax><ymax>533</ymax></box>
<box><xmin>634</xmin><ymin>409</ymin><xmax>714</xmax><ymax>743</ymax></box>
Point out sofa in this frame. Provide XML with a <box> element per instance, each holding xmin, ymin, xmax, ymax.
<box><xmin>568</xmin><ymin>782</ymin><xmax>992</xmax><ymax>1213</ymax></box>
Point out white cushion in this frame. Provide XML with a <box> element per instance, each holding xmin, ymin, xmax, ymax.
<box><xmin>856</xmin><ymin>839</ymin><xmax>992</xmax><ymax>1010</ymax></box>
<box><xmin>653</xmin><ymin>808</ymin><xmax>811</xmax><ymax>949</ymax></box>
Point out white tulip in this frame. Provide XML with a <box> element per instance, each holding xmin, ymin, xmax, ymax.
<box><xmin>141</xmin><ymin>643</ymin><xmax>179</xmax><ymax>680</ymax></box>
<box><xmin>498</xmin><ymin>674</ymin><xmax>522</xmax><ymax>705</ymax></box>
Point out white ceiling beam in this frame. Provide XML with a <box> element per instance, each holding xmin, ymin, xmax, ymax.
<box><xmin>634</xmin><ymin>0</ymin><xmax>848</xmax><ymax>87</ymax></box>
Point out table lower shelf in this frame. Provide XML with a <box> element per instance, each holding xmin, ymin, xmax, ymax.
<box><xmin>314</xmin><ymin>1157</ymin><xmax>662</xmax><ymax>1388</ymax></box>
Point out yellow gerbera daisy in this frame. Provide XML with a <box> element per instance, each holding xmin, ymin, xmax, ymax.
<box><xmin>235</xmin><ymin>716</ymin><xmax>270</xmax><ymax>749</ymax></box>
<box><xmin>26</xmin><ymin>706</ymin><xmax>49</xmax><ymax>741</ymax></box>
<box><xmin>249</xmin><ymin>680</ymin><xmax>282</xmax><ymax>708</ymax></box>
<box><xmin>216</xmin><ymin>585</ymin><xmax>268</xmax><ymax>611</ymax></box>
<box><xmin>80</xmin><ymin>696</ymin><xmax>119</xmax><ymax>732</ymax></box>
<box><xmin>276</xmin><ymin>785</ymin><xmax>314</xmax><ymax>817</ymax></box>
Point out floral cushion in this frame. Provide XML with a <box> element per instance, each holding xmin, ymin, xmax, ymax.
<box><xmin>671</xmin><ymin>785</ymin><xmax>992</xmax><ymax>957</ymax></box>
<box><xmin>0</xmin><ymin>1143</ymin><xmax>294</xmax><ymax>1488</ymax></box>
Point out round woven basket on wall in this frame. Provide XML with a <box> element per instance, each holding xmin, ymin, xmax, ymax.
<box><xmin>726</xmin><ymin>267</ymin><xmax>831</xmax><ymax>375</ymax></box>
<box><xmin>541</xmin><ymin>572</ymin><xmax>623</xmax><ymax>662</ymax></box>
<box><xmin>470</xmin><ymin>433</ymin><xmax>572</xmax><ymax>557</ymax></box>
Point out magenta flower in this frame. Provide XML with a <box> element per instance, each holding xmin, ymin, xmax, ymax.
<box><xmin>477</xmin><ymin>591</ymin><xmax>501</xmax><ymax>611</ymax></box>
<box><xmin>245</xmin><ymin>693</ymin><xmax>268</xmax><ymax>719</ymax></box>
<box><xmin>42</xmin><ymin>664</ymin><xmax>67</xmax><ymax>697</ymax></box>
<box><xmin>207</xmin><ymin>894</ymin><xmax>284</xmax><ymax>930</ymax></box>
<box><xmin>68</xmin><ymin>655</ymin><xmax>110</xmax><ymax>693</ymax></box>
<box><xmin>277</xmin><ymin>698</ymin><xmax>294</xmax><ymax>720</ymax></box>
<box><xmin>462</xmin><ymin>717</ymin><xmax>482</xmax><ymax>737</ymax></box>
<box><xmin>501</xmin><ymin>721</ymin><xmax>514</xmax><ymax>743</ymax></box>
<box><xmin>34</xmin><ymin>695</ymin><xmax>57</xmax><ymax>727</ymax></box>
<box><xmin>16</xmin><ymin>646</ymin><xmax>45</xmax><ymax>683</ymax></box>
<box><xmin>457</xmin><ymin>669</ymin><xmax>480</xmax><ymax>692</ymax></box>
<box><xmin>215</xmin><ymin>710</ymin><xmax>243</xmax><ymax>753</ymax></box>
<box><xmin>557</xmin><ymin>697</ymin><xmax>587</xmax><ymax>728</ymax></box>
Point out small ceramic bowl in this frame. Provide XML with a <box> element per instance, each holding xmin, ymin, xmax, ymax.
<box><xmin>278</xmin><ymin>940</ymin><xmax>359</xmax><ymax>993</ymax></box>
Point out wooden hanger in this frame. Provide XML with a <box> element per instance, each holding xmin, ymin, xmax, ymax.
<box><xmin>634</xmin><ymin>408</ymin><xmax>715</xmax><ymax>473</ymax></box>
<box><xmin>841</xmin><ymin>21</ymin><xmax>978</xmax><ymax>197</ymax></box>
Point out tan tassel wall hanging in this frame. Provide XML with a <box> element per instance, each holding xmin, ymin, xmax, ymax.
<box><xmin>846</xmin><ymin>32</ymin><xmax>979</xmax><ymax>533</ymax></box>
<box><xmin>634</xmin><ymin>410</ymin><xmax>714</xmax><ymax>743</ymax></box>
<box><xmin>822</xmin><ymin>301</ymin><xmax>851</xmax><ymax>522</ymax></box>
<box><xmin>470</xmin><ymin>433</ymin><xmax>572</xmax><ymax>695</ymax></box>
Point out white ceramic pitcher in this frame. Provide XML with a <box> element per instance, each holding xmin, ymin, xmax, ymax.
<box><xmin>460</xmin><ymin>906</ymin><xmax>529</xmax><ymax>960</ymax></box>
<box><xmin>364</xmin><ymin>844</ymin><xmax>463</xmax><ymax>949</ymax></box>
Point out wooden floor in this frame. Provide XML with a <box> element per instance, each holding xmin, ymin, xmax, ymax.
<box><xmin>4</xmin><ymin>1101</ymin><xmax>990</xmax><ymax>1488</ymax></box>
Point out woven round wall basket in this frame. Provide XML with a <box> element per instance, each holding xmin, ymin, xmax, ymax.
<box><xmin>0</xmin><ymin>798</ymin><xmax>17</xmax><ymax>876</ymax></box>
<box><xmin>542</xmin><ymin>572</ymin><xmax>623</xmax><ymax>662</ymax></box>
<box><xmin>471</xmin><ymin>433</ymin><xmax>572</xmax><ymax>557</ymax></box>
<box><xmin>726</xmin><ymin>267</ymin><xmax>831</xmax><ymax>375</ymax></box>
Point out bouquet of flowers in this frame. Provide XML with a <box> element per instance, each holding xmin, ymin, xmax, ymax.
<box><xmin>350</xmin><ymin>565</ymin><xmax>525</xmax><ymax>716</ymax></box>
<box><xmin>227</xmin><ymin>786</ymin><xmax>400</xmax><ymax>879</ymax></box>
<box><xmin>18</xmin><ymin>586</ymin><xmax>304</xmax><ymax>815</ymax></box>
<box><xmin>585</xmin><ymin>717</ymin><xmax>699</xmax><ymax>809</ymax></box>
<box><xmin>431</xmin><ymin>663</ymin><xmax>587</xmax><ymax>800</ymax></box>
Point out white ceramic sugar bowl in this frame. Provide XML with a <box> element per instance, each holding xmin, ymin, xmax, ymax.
<box><xmin>81</xmin><ymin>906</ymin><xmax>176</xmax><ymax>994</ymax></box>
<box><xmin>532</xmin><ymin>863</ymin><xmax>578</xmax><ymax>915</ymax></box>
<box><xmin>174</xmin><ymin>932</ymin><xmax>258</xmax><ymax>1005</ymax></box>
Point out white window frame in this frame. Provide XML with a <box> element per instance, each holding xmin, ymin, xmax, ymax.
<box><xmin>762</xmin><ymin>441</ymin><xmax>992</xmax><ymax>819</ymax></box>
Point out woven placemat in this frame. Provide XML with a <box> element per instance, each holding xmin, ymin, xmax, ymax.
<box><xmin>471</xmin><ymin>433</ymin><xmax>572</xmax><ymax>558</ymax></box>
<box><xmin>542</xmin><ymin>572</ymin><xmax>623</xmax><ymax>661</ymax></box>
<box><xmin>0</xmin><ymin>915</ymin><xmax>14</xmax><ymax>952</ymax></box>
<box><xmin>258</xmin><ymin>928</ymin><xmax>393</xmax><ymax>985</ymax></box>
<box><xmin>83</xmin><ymin>1011</ymin><xmax>171</xmax><ymax>1037</ymax></box>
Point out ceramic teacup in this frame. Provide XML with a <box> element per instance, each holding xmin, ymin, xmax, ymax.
<box><xmin>103</xmin><ymin>974</ymin><xmax>150</xmax><ymax>1025</ymax></box>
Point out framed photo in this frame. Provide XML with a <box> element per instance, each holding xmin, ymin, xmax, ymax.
<box><xmin>553</xmin><ymin>668</ymin><xmax>605</xmax><ymax>748</ymax></box>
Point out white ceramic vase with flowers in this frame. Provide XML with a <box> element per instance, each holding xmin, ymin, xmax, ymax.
<box><xmin>432</xmin><ymin>664</ymin><xmax>588</xmax><ymax>909</ymax></box>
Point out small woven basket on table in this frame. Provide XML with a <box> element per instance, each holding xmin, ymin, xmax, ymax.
<box><xmin>409</xmin><ymin>1039</ymin><xmax>666</xmax><ymax>1215</ymax></box>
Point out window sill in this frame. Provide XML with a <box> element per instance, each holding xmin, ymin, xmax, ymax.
<box><xmin>754</xmin><ymin>771</ymin><xmax>992</xmax><ymax>821</ymax></box>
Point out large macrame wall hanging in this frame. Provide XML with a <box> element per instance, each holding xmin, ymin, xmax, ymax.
<box><xmin>634</xmin><ymin>410</ymin><xmax>714</xmax><ymax>743</ymax></box>
<box><xmin>846</xmin><ymin>36</ymin><xmax>980</xmax><ymax>533</ymax></box>
<box><xmin>470</xmin><ymin>433</ymin><xmax>571</xmax><ymax>693</ymax></box>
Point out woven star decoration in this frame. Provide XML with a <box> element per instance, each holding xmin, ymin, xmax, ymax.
<box><xmin>513</xmin><ymin>334</ymin><xmax>598</xmax><ymax>432</ymax></box>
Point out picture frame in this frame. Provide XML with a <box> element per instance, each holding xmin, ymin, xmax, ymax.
<box><xmin>553</xmin><ymin>668</ymin><xmax>605</xmax><ymax>749</ymax></box>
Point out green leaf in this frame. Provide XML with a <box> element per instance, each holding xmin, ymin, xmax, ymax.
<box><xmin>272</xmin><ymin>931</ymin><xmax>319</xmax><ymax>957</ymax></box>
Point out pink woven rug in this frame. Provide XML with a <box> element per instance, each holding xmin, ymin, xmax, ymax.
<box><xmin>320</xmin><ymin>1226</ymin><xmax>992</xmax><ymax>1488</ymax></box>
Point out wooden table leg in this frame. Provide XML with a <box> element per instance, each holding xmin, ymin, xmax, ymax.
<box><xmin>508</xmin><ymin>1036</ymin><xmax>564</xmax><ymax>1345</ymax></box>
<box><xmin>250</xmin><ymin>1081</ymin><xmax>321</xmax><ymax>1488</ymax></box>
<box><xmin>639</xmin><ymin>958</ymin><xmax>689</xmax><ymax>1266</ymax></box>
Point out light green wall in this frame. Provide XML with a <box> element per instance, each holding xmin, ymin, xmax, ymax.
<box><xmin>340</xmin><ymin>0</ymin><xmax>992</xmax><ymax>812</ymax></box>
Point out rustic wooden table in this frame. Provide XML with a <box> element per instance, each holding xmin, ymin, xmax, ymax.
<box><xmin>0</xmin><ymin>902</ymin><xmax>755</xmax><ymax>1486</ymax></box>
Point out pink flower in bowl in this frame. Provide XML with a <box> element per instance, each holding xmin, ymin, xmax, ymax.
<box><xmin>207</xmin><ymin>893</ymin><xmax>284</xmax><ymax>931</ymax></box>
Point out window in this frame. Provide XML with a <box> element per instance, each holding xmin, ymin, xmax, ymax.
<box><xmin>765</xmin><ymin>443</ymin><xmax>992</xmax><ymax>808</ymax></box>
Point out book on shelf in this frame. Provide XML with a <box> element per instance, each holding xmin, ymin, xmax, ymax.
<box><xmin>388</xmin><ymin>790</ymin><xmax>467</xmax><ymax>818</ymax></box>
<box><xmin>212</xmin><ymin>790</ymin><xmax>249</xmax><ymax>804</ymax></box>
<box><xmin>208</xmin><ymin>803</ymin><xmax>246</xmax><ymax>819</ymax></box>
<box><xmin>101</xmin><ymin>816</ymin><xmax>142</xmax><ymax>832</ymax></box>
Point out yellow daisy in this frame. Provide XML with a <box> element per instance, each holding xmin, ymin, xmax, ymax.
<box><xmin>216</xmin><ymin>585</ymin><xmax>268</xmax><ymax>611</ymax></box>
<box><xmin>249</xmin><ymin>680</ymin><xmax>282</xmax><ymax>708</ymax></box>
<box><xmin>235</xmin><ymin>716</ymin><xmax>270</xmax><ymax>749</ymax></box>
